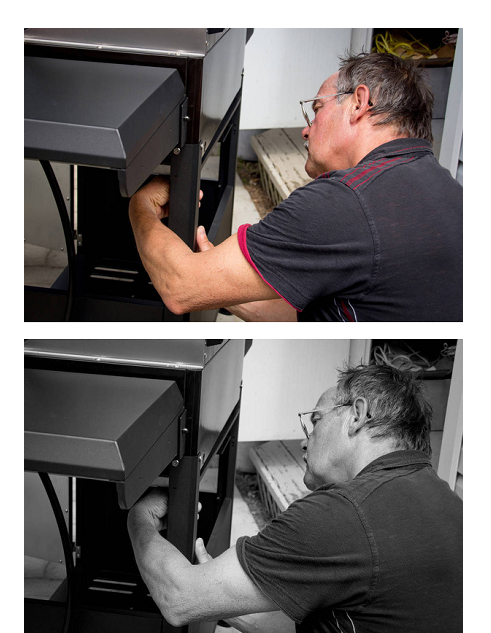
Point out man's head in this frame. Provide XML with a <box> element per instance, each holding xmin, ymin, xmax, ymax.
<box><xmin>301</xmin><ymin>364</ymin><xmax>432</xmax><ymax>490</ymax></box>
<box><xmin>302</xmin><ymin>52</ymin><xmax>434</xmax><ymax>177</ymax></box>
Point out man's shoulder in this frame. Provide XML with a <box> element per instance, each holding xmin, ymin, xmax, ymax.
<box><xmin>329</xmin><ymin>451</ymin><xmax>459</xmax><ymax>510</ymax></box>
<box><xmin>315</xmin><ymin>138</ymin><xmax>442</xmax><ymax>193</ymax></box>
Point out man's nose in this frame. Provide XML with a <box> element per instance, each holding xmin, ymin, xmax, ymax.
<box><xmin>301</xmin><ymin>437</ymin><xmax>308</xmax><ymax>452</ymax></box>
<box><xmin>302</xmin><ymin>125</ymin><xmax>310</xmax><ymax>140</ymax></box>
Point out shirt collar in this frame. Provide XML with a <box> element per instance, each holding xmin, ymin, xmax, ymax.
<box><xmin>358</xmin><ymin>138</ymin><xmax>434</xmax><ymax>165</ymax></box>
<box><xmin>315</xmin><ymin>138</ymin><xmax>434</xmax><ymax>180</ymax></box>
<box><xmin>356</xmin><ymin>449</ymin><xmax>432</xmax><ymax>478</ymax></box>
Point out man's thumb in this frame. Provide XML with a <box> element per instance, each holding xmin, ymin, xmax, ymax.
<box><xmin>195</xmin><ymin>538</ymin><xmax>213</xmax><ymax>564</ymax></box>
<box><xmin>196</xmin><ymin>226</ymin><xmax>214</xmax><ymax>252</ymax></box>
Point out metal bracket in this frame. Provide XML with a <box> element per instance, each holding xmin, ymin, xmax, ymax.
<box><xmin>179</xmin><ymin>97</ymin><xmax>189</xmax><ymax>149</ymax></box>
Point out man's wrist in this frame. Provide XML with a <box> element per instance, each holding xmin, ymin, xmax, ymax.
<box><xmin>129</xmin><ymin>195</ymin><xmax>161</xmax><ymax>222</ymax></box>
<box><xmin>128</xmin><ymin>505</ymin><xmax>156</xmax><ymax>535</ymax></box>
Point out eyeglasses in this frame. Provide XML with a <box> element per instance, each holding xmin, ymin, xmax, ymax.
<box><xmin>298</xmin><ymin>404</ymin><xmax>352</xmax><ymax>439</ymax></box>
<box><xmin>300</xmin><ymin>91</ymin><xmax>354</xmax><ymax>127</ymax></box>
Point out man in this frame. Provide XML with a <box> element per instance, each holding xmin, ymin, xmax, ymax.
<box><xmin>129</xmin><ymin>52</ymin><xmax>462</xmax><ymax>321</ymax></box>
<box><xmin>128</xmin><ymin>364</ymin><xmax>463</xmax><ymax>632</ymax></box>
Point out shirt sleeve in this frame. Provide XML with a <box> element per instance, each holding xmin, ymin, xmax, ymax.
<box><xmin>237</xmin><ymin>179</ymin><xmax>375</xmax><ymax>311</ymax></box>
<box><xmin>235</xmin><ymin>489</ymin><xmax>374</xmax><ymax>623</ymax></box>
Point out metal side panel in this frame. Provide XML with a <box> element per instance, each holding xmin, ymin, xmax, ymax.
<box><xmin>24</xmin><ymin>369</ymin><xmax>183</xmax><ymax>487</ymax></box>
<box><xmin>200</xmin><ymin>28</ymin><xmax>246</xmax><ymax>153</ymax></box>
<box><xmin>198</xmin><ymin>339</ymin><xmax>245</xmax><ymax>462</ymax></box>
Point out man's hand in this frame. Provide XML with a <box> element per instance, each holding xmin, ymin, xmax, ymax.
<box><xmin>131</xmin><ymin>176</ymin><xmax>171</xmax><ymax>220</ymax></box>
<box><xmin>129</xmin><ymin>488</ymin><xmax>169</xmax><ymax>531</ymax></box>
<box><xmin>131</xmin><ymin>176</ymin><xmax>204</xmax><ymax>221</ymax></box>
<box><xmin>195</xmin><ymin>538</ymin><xmax>214</xmax><ymax>564</ymax></box>
<box><xmin>196</xmin><ymin>225</ymin><xmax>215</xmax><ymax>252</ymax></box>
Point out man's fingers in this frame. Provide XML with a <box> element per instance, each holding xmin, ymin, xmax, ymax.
<box><xmin>196</xmin><ymin>225</ymin><xmax>214</xmax><ymax>252</ymax></box>
<box><xmin>195</xmin><ymin>538</ymin><xmax>213</xmax><ymax>564</ymax></box>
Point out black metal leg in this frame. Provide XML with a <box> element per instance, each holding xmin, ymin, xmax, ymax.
<box><xmin>169</xmin><ymin>144</ymin><xmax>202</xmax><ymax>250</ymax></box>
<box><xmin>164</xmin><ymin>144</ymin><xmax>203</xmax><ymax>321</ymax></box>
<box><xmin>167</xmin><ymin>456</ymin><xmax>201</xmax><ymax>562</ymax></box>
<box><xmin>165</xmin><ymin>456</ymin><xmax>201</xmax><ymax>633</ymax></box>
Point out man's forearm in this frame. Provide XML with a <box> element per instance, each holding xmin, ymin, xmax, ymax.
<box><xmin>127</xmin><ymin>508</ymin><xmax>192</xmax><ymax>627</ymax></box>
<box><xmin>129</xmin><ymin>197</ymin><xmax>196</xmax><ymax>314</ymax></box>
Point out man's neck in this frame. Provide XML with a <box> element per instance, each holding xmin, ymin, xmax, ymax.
<box><xmin>349</xmin><ymin>440</ymin><xmax>400</xmax><ymax>479</ymax></box>
<box><xmin>352</xmin><ymin>134</ymin><xmax>408</xmax><ymax>167</ymax></box>
<box><xmin>350</xmin><ymin>130</ymin><xmax>409</xmax><ymax>168</ymax></box>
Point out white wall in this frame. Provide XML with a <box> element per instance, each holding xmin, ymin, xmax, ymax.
<box><xmin>241</xmin><ymin>28</ymin><xmax>352</xmax><ymax>129</ymax></box>
<box><xmin>239</xmin><ymin>339</ymin><xmax>351</xmax><ymax>442</ymax></box>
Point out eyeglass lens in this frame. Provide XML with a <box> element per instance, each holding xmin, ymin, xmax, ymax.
<box><xmin>298</xmin><ymin>412</ymin><xmax>313</xmax><ymax>438</ymax></box>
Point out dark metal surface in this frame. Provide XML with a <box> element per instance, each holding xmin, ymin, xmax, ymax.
<box><xmin>25</xmin><ymin>57</ymin><xmax>185</xmax><ymax>196</ymax></box>
<box><xmin>199</xmin><ymin>28</ymin><xmax>245</xmax><ymax>155</ymax></box>
<box><xmin>25</xmin><ymin>369</ymin><xmax>183</xmax><ymax>490</ymax></box>
<box><xmin>197</xmin><ymin>340</ymin><xmax>244</xmax><ymax>466</ymax></box>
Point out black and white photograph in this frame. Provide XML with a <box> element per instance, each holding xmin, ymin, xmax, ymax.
<box><xmin>24</xmin><ymin>339</ymin><xmax>462</xmax><ymax>632</ymax></box>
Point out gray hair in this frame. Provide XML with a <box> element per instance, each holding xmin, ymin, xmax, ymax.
<box><xmin>336</xmin><ymin>52</ymin><xmax>434</xmax><ymax>143</ymax></box>
<box><xmin>335</xmin><ymin>364</ymin><xmax>432</xmax><ymax>455</ymax></box>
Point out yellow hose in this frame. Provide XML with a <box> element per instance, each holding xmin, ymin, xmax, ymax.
<box><xmin>372</xmin><ymin>31</ymin><xmax>439</xmax><ymax>60</ymax></box>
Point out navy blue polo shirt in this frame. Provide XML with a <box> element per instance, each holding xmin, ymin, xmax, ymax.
<box><xmin>237</xmin><ymin>139</ymin><xmax>462</xmax><ymax>321</ymax></box>
<box><xmin>236</xmin><ymin>450</ymin><xmax>462</xmax><ymax>633</ymax></box>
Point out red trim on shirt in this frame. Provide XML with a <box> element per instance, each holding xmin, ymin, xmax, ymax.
<box><xmin>237</xmin><ymin>224</ymin><xmax>300</xmax><ymax>311</ymax></box>
<box><xmin>340</xmin><ymin>300</ymin><xmax>355</xmax><ymax>322</ymax></box>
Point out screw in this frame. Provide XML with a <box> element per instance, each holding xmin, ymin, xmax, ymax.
<box><xmin>173</xmin><ymin>147</ymin><xmax>181</xmax><ymax>155</ymax></box>
<box><xmin>171</xmin><ymin>459</ymin><xmax>180</xmax><ymax>467</ymax></box>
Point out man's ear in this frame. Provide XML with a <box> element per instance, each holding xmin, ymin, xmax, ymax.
<box><xmin>348</xmin><ymin>396</ymin><xmax>370</xmax><ymax>436</ymax></box>
<box><xmin>349</xmin><ymin>84</ymin><xmax>371</xmax><ymax>123</ymax></box>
